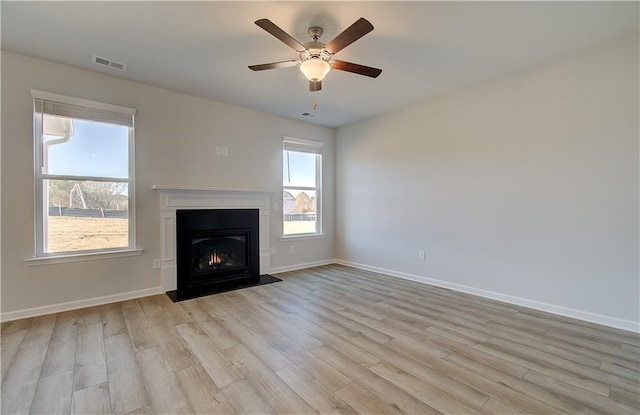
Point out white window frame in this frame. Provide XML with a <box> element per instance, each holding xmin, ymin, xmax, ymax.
<box><xmin>30</xmin><ymin>90</ymin><xmax>138</xmax><ymax>261</ymax></box>
<box><xmin>282</xmin><ymin>137</ymin><xmax>323</xmax><ymax>238</ymax></box>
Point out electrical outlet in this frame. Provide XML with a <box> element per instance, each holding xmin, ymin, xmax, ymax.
<box><xmin>418</xmin><ymin>251</ymin><xmax>426</xmax><ymax>261</ymax></box>
<box><xmin>289</xmin><ymin>245</ymin><xmax>295</xmax><ymax>254</ymax></box>
<box><xmin>222</xmin><ymin>147</ymin><xmax>229</xmax><ymax>156</ymax></box>
<box><xmin>153</xmin><ymin>259</ymin><xmax>161</xmax><ymax>269</ymax></box>
<box><xmin>216</xmin><ymin>146</ymin><xmax>222</xmax><ymax>155</ymax></box>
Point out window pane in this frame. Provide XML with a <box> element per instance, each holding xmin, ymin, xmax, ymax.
<box><xmin>43</xmin><ymin>115</ymin><xmax>129</xmax><ymax>178</ymax></box>
<box><xmin>45</xmin><ymin>179</ymin><xmax>128</xmax><ymax>253</ymax></box>
<box><xmin>283</xmin><ymin>189</ymin><xmax>317</xmax><ymax>235</ymax></box>
<box><xmin>283</xmin><ymin>150</ymin><xmax>316</xmax><ymax>187</ymax></box>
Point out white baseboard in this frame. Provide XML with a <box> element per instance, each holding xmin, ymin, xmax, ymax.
<box><xmin>335</xmin><ymin>259</ymin><xmax>640</xmax><ymax>334</ymax></box>
<box><xmin>1</xmin><ymin>258</ymin><xmax>336</xmax><ymax>322</ymax></box>
<box><xmin>270</xmin><ymin>259</ymin><xmax>336</xmax><ymax>274</ymax></box>
<box><xmin>5</xmin><ymin>260</ymin><xmax>637</xmax><ymax>334</ymax></box>
<box><xmin>1</xmin><ymin>286</ymin><xmax>164</xmax><ymax>323</ymax></box>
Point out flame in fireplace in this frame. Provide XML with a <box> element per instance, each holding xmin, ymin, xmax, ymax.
<box><xmin>208</xmin><ymin>250</ymin><xmax>222</xmax><ymax>265</ymax></box>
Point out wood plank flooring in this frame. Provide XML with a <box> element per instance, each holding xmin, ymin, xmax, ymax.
<box><xmin>2</xmin><ymin>264</ymin><xmax>639</xmax><ymax>414</ymax></box>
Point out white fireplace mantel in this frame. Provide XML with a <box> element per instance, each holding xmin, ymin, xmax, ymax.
<box><xmin>152</xmin><ymin>185</ymin><xmax>276</xmax><ymax>292</ymax></box>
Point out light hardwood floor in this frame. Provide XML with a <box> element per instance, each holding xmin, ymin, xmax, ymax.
<box><xmin>2</xmin><ymin>264</ymin><xmax>639</xmax><ymax>414</ymax></box>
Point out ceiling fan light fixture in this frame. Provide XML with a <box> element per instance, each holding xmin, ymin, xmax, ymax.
<box><xmin>300</xmin><ymin>58</ymin><xmax>331</xmax><ymax>81</ymax></box>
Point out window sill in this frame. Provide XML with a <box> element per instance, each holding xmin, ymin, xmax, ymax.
<box><xmin>280</xmin><ymin>233</ymin><xmax>326</xmax><ymax>241</ymax></box>
<box><xmin>25</xmin><ymin>248</ymin><xmax>143</xmax><ymax>266</ymax></box>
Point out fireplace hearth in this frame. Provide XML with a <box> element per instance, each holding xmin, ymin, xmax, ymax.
<box><xmin>169</xmin><ymin>208</ymin><xmax>276</xmax><ymax>301</ymax></box>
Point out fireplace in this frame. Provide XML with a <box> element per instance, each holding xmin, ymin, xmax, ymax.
<box><xmin>174</xmin><ymin>208</ymin><xmax>259</xmax><ymax>300</ymax></box>
<box><xmin>191</xmin><ymin>231</ymin><xmax>247</xmax><ymax>275</ymax></box>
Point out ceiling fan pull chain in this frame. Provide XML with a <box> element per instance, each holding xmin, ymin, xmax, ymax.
<box><xmin>313</xmin><ymin>96</ymin><xmax>318</xmax><ymax>111</ymax></box>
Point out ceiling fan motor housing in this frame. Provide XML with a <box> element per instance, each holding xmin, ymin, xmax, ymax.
<box><xmin>302</xmin><ymin>27</ymin><xmax>332</xmax><ymax>63</ymax></box>
<box><xmin>301</xmin><ymin>47</ymin><xmax>331</xmax><ymax>62</ymax></box>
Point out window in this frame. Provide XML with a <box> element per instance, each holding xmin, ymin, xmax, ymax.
<box><xmin>32</xmin><ymin>90</ymin><xmax>136</xmax><ymax>257</ymax></box>
<box><xmin>283</xmin><ymin>138</ymin><xmax>322</xmax><ymax>236</ymax></box>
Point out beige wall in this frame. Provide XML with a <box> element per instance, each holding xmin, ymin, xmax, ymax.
<box><xmin>1</xmin><ymin>51</ymin><xmax>335</xmax><ymax>316</ymax></box>
<box><xmin>336</xmin><ymin>36</ymin><xmax>639</xmax><ymax>328</ymax></box>
<box><xmin>3</xmin><ymin>36</ymin><xmax>639</xmax><ymax>330</ymax></box>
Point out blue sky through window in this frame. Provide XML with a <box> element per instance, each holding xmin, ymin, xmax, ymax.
<box><xmin>45</xmin><ymin>117</ymin><xmax>129</xmax><ymax>179</ymax></box>
<box><xmin>283</xmin><ymin>150</ymin><xmax>316</xmax><ymax>189</ymax></box>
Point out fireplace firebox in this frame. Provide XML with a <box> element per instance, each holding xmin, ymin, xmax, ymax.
<box><xmin>174</xmin><ymin>209</ymin><xmax>259</xmax><ymax>300</ymax></box>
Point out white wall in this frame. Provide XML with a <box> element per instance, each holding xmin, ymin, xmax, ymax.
<box><xmin>1</xmin><ymin>51</ymin><xmax>335</xmax><ymax>317</ymax></box>
<box><xmin>336</xmin><ymin>36</ymin><xmax>639</xmax><ymax>329</ymax></box>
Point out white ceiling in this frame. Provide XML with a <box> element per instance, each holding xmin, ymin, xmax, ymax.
<box><xmin>2</xmin><ymin>1</ymin><xmax>638</xmax><ymax>128</ymax></box>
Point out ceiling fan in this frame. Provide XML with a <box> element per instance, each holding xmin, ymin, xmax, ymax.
<box><xmin>249</xmin><ymin>18</ymin><xmax>382</xmax><ymax>92</ymax></box>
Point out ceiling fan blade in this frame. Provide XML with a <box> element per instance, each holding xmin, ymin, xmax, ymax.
<box><xmin>332</xmin><ymin>60</ymin><xmax>382</xmax><ymax>78</ymax></box>
<box><xmin>309</xmin><ymin>80</ymin><xmax>322</xmax><ymax>92</ymax></box>
<box><xmin>248</xmin><ymin>60</ymin><xmax>299</xmax><ymax>71</ymax></box>
<box><xmin>255</xmin><ymin>19</ymin><xmax>306</xmax><ymax>52</ymax></box>
<box><xmin>324</xmin><ymin>17</ymin><xmax>374</xmax><ymax>55</ymax></box>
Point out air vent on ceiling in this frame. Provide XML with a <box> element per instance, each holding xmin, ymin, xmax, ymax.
<box><xmin>92</xmin><ymin>55</ymin><xmax>127</xmax><ymax>71</ymax></box>
<box><xmin>301</xmin><ymin>112</ymin><xmax>314</xmax><ymax>117</ymax></box>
